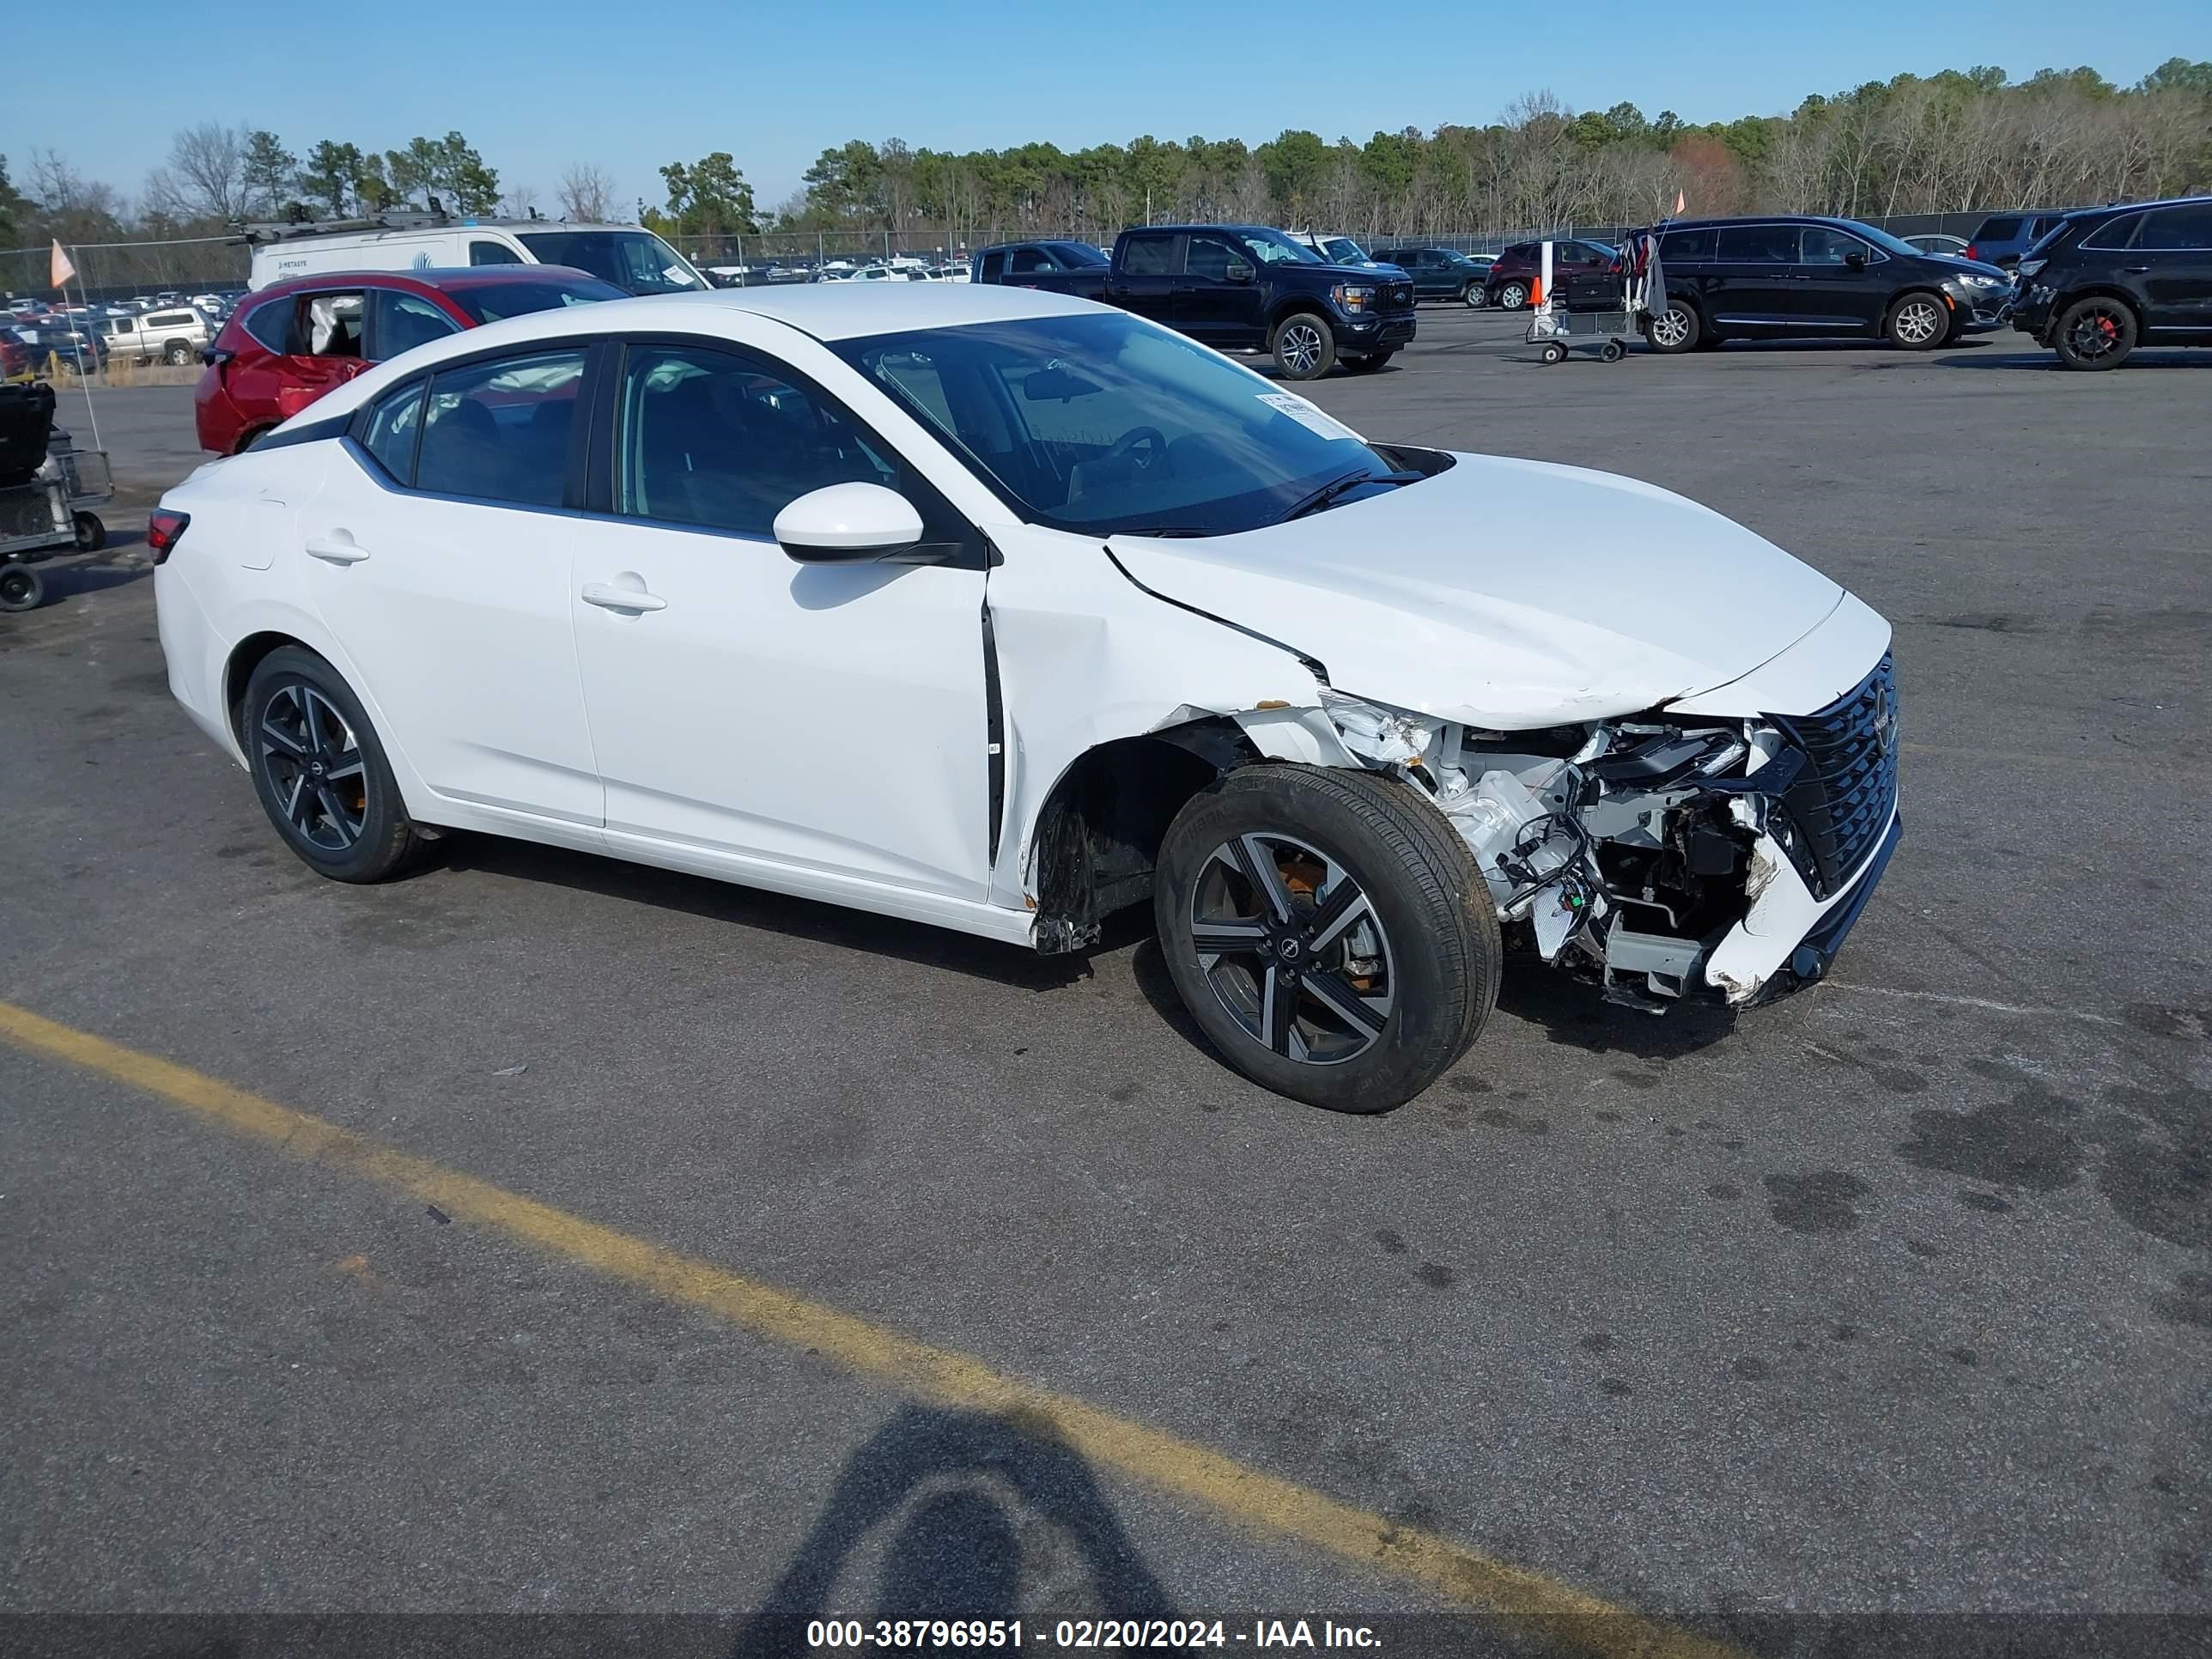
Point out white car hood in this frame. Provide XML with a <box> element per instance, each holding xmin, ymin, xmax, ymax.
<box><xmin>1107</xmin><ymin>453</ymin><xmax>1844</xmax><ymax>728</ymax></box>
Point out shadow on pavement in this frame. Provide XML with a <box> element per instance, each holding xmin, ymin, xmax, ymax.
<box><xmin>733</xmin><ymin>1404</ymin><xmax>1176</xmax><ymax>1653</ymax></box>
<box><xmin>1936</xmin><ymin>349</ymin><xmax>2210</xmax><ymax>371</ymax></box>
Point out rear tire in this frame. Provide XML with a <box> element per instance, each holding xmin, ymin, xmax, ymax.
<box><xmin>163</xmin><ymin>339</ymin><xmax>193</xmax><ymax>367</ymax></box>
<box><xmin>1496</xmin><ymin>280</ymin><xmax>1529</xmax><ymax>311</ymax></box>
<box><xmin>1154</xmin><ymin>765</ymin><xmax>1501</xmax><ymax>1113</ymax></box>
<box><xmin>241</xmin><ymin>646</ymin><xmax>429</xmax><ymax>884</ymax></box>
<box><xmin>1272</xmin><ymin>313</ymin><xmax>1337</xmax><ymax>380</ymax></box>
<box><xmin>72</xmin><ymin>512</ymin><xmax>104</xmax><ymax>551</ymax></box>
<box><xmin>1644</xmin><ymin>300</ymin><xmax>1700</xmax><ymax>354</ymax></box>
<box><xmin>2051</xmin><ymin>296</ymin><xmax>2136</xmax><ymax>371</ymax></box>
<box><xmin>1886</xmin><ymin>292</ymin><xmax>1948</xmax><ymax>350</ymax></box>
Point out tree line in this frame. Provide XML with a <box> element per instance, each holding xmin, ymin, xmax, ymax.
<box><xmin>5</xmin><ymin>58</ymin><xmax>2207</xmax><ymax>258</ymax></box>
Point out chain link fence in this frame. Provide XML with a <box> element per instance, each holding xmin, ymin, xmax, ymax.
<box><xmin>3</xmin><ymin>237</ymin><xmax>252</xmax><ymax>305</ymax></box>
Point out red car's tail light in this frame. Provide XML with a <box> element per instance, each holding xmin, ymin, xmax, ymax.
<box><xmin>1964</xmin><ymin>245</ymin><xmax>1978</xmax><ymax>262</ymax></box>
<box><xmin>146</xmin><ymin>509</ymin><xmax>191</xmax><ymax>564</ymax></box>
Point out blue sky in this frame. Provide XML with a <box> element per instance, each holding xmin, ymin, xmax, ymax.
<box><xmin>7</xmin><ymin>0</ymin><xmax>2205</xmax><ymax>218</ymax></box>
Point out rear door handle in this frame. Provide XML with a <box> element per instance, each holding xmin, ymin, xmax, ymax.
<box><xmin>580</xmin><ymin>581</ymin><xmax>667</xmax><ymax>613</ymax></box>
<box><xmin>2121</xmin><ymin>264</ymin><xmax>2150</xmax><ymax>274</ymax></box>
<box><xmin>304</xmin><ymin>534</ymin><xmax>368</xmax><ymax>564</ymax></box>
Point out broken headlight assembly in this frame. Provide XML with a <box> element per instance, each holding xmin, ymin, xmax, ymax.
<box><xmin>1319</xmin><ymin>690</ymin><xmax>1799</xmax><ymax>1010</ymax></box>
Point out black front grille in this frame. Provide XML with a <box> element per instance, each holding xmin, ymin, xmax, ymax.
<box><xmin>1769</xmin><ymin>653</ymin><xmax>1899</xmax><ymax>899</ymax></box>
<box><xmin>1386</xmin><ymin>283</ymin><xmax>1413</xmax><ymax>309</ymax></box>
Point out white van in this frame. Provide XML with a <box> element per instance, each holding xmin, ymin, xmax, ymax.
<box><xmin>249</xmin><ymin>221</ymin><xmax>708</xmax><ymax>297</ymax></box>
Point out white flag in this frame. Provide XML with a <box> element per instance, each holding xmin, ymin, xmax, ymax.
<box><xmin>50</xmin><ymin>240</ymin><xmax>76</xmax><ymax>289</ymax></box>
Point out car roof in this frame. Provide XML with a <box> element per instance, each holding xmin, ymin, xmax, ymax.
<box><xmin>643</xmin><ymin>283</ymin><xmax>1103</xmax><ymax>339</ymax></box>
<box><xmin>245</xmin><ymin>265</ymin><xmax>614</xmax><ymax>303</ymax></box>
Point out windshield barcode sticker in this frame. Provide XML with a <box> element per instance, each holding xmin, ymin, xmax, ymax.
<box><xmin>1257</xmin><ymin>393</ymin><xmax>1360</xmax><ymax>441</ymax></box>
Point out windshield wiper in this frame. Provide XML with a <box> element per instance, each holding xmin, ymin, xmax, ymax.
<box><xmin>1278</xmin><ymin>468</ymin><xmax>1420</xmax><ymax>524</ymax></box>
<box><xmin>1119</xmin><ymin>526</ymin><xmax>1212</xmax><ymax>538</ymax></box>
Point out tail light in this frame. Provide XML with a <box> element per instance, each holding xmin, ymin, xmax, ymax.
<box><xmin>1964</xmin><ymin>245</ymin><xmax>1978</xmax><ymax>262</ymax></box>
<box><xmin>146</xmin><ymin>509</ymin><xmax>190</xmax><ymax>564</ymax></box>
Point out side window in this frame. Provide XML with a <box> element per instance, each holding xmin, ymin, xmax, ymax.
<box><xmin>301</xmin><ymin>291</ymin><xmax>367</xmax><ymax>358</ymax></box>
<box><xmin>149</xmin><ymin>311</ymin><xmax>190</xmax><ymax>327</ymax></box>
<box><xmin>1119</xmin><ymin>234</ymin><xmax>1178</xmax><ymax>276</ymax></box>
<box><xmin>469</xmin><ymin>240</ymin><xmax>526</xmax><ymax>266</ymax></box>
<box><xmin>1799</xmin><ymin>228</ymin><xmax>1868</xmax><ymax>264</ymax></box>
<box><xmin>978</xmin><ymin>250</ymin><xmax>1006</xmax><ymax>281</ymax></box>
<box><xmin>244</xmin><ymin>297</ymin><xmax>296</xmax><ymax>354</ymax></box>
<box><xmin>1660</xmin><ymin>228</ymin><xmax>1717</xmax><ymax>261</ymax></box>
<box><xmin>2083</xmin><ymin>213</ymin><xmax>2142</xmax><ymax>251</ymax></box>
<box><xmin>414</xmin><ymin>349</ymin><xmax>586</xmax><ymax>507</ymax></box>
<box><xmin>617</xmin><ymin>344</ymin><xmax>899</xmax><ymax>539</ymax></box>
<box><xmin>368</xmin><ymin>289</ymin><xmax>461</xmax><ymax>362</ymax></box>
<box><xmin>360</xmin><ymin>382</ymin><xmax>426</xmax><ymax>483</ymax></box>
<box><xmin>1717</xmin><ymin>224</ymin><xmax>1796</xmax><ymax>263</ymax></box>
<box><xmin>2137</xmin><ymin>205</ymin><xmax>2212</xmax><ymax>251</ymax></box>
<box><xmin>1184</xmin><ymin>235</ymin><xmax>1243</xmax><ymax>281</ymax></box>
<box><xmin>1009</xmin><ymin>246</ymin><xmax>1049</xmax><ymax>274</ymax></box>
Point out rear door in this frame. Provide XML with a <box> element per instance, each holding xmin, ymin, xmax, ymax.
<box><xmin>1706</xmin><ymin>224</ymin><xmax>1799</xmax><ymax>331</ymax></box>
<box><xmin>2132</xmin><ymin>203</ymin><xmax>2212</xmax><ymax>337</ymax></box>
<box><xmin>1110</xmin><ymin>231</ymin><xmax>1181</xmax><ymax>321</ymax></box>
<box><xmin>231</xmin><ymin>289</ymin><xmax>375</xmax><ymax>426</ymax></box>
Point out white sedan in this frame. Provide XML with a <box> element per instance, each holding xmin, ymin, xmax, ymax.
<box><xmin>151</xmin><ymin>285</ymin><xmax>1899</xmax><ymax>1111</ymax></box>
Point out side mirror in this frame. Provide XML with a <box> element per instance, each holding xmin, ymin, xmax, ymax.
<box><xmin>774</xmin><ymin>482</ymin><xmax>926</xmax><ymax>564</ymax></box>
<box><xmin>1844</xmin><ymin>252</ymin><xmax>1867</xmax><ymax>270</ymax></box>
<box><xmin>1225</xmin><ymin>259</ymin><xmax>1255</xmax><ymax>284</ymax></box>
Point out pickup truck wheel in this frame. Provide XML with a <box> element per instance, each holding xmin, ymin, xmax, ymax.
<box><xmin>163</xmin><ymin>339</ymin><xmax>193</xmax><ymax>366</ymax></box>
<box><xmin>1496</xmin><ymin>280</ymin><xmax>1529</xmax><ymax>310</ymax></box>
<box><xmin>1154</xmin><ymin>764</ymin><xmax>1500</xmax><ymax>1113</ymax></box>
<box><xmin>1272</xmin><ymin>314</ymin><xmax>1337</xmax><ymax>380</ymax></box>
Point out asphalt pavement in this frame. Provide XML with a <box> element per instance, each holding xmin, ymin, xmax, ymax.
<box><xmin>2</xmin><ymin>311</ymin><xmax>2207</xmax><ymax>1656</ymax></box>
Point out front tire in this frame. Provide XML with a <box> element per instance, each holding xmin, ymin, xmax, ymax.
<box><xmin>1154</xmin><ymin>765</ymin><xmax>1500</xmax><ymax>1113</ymax></box>
<box><xmin>1886</xmin><ymin>292</ymin><xmax>1948</xmax><ymax>350</ymax></box>
<box><xmin>241</xmin><ymin>647</ymin><xmax>428</xmax><ymax>883</ymax></box>
<box><xmin>2051</xmin><ymin>296</ymin><xmax>2136</xmax><ymax>370</ymax></box>
<box><xmin>1462</xmin><ymin>282</ymin><xmax>1487</xmax><ymax>308</ymax></box>
<box><xmin>1272</xmin><ymin>313</ymin><xmax>1337</xmax><ymax>380</ymax></box>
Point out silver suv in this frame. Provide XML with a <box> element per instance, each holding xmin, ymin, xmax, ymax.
<box><xmin>104</xmin><ymin>306</ymin><xmax>212</xmax><ymax>367</ymax></box>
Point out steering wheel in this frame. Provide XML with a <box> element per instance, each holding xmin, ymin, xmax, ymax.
<box><xmin>1107</xmin><ymin>426</ymin><xmax>1167</xmax><ymax>471</ymax></box>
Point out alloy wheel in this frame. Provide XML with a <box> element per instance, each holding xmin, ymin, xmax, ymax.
<box><xmin>1279</xmin><ymin>323</ymin><xmax>1324</xmax><ymax>375</ymax></box>
<box><xmin>1189</xmin><ymin>832</ymin><xmax>1395</xmax><ymax>1065</ymax></box>
<box><xmin>1650</xmin><ymin>307</ymin><xmax>1692</xmax><ymax>349</ymax></box>
<box><xmin>1893</xmin><ymin>298</ymin><xmax>1942</xmax><ymax>345</ymax></box>
<box><xmin>1500</xmin><ymin>283</ymin><xmax>1528</xmax><ymax>310</ymax></box>
<box><xmin>258</xmin><ymin>684</ymin><xmax>368</xmax><ymax>852</ymax></box>
<box><xmin>2063</xmin><ymin>304</ymin><xmax>2125</xmax><ymax>362</ymax></box>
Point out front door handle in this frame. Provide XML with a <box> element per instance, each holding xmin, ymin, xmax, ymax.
<box><xmin>304</xmin><ymin>534</ymin><xmax>368</xmax><ymax>564</ymax></box>
<box><xmin>580</xmin><ymin>581</ymin><xmax>667</xmax><ymax>613</ymax></box>
<box><xmin>2121</xmin><ymin>264</ymin><xmax>2150</xmax><ymax>275</ymax></box>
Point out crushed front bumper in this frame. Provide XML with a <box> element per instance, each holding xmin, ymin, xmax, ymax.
<box><xmin>1703</xmin><ymin>809</ymin><xmax>1900</xmax><ymax>1006</ymax></box>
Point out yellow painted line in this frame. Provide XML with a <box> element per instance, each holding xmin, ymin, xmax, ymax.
<box><xmin>0</xmin><ymin>999</ymin><xmax>1737</xmax><ymax>1659</ymax></box>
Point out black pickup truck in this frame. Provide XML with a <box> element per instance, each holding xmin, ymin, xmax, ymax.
<box><xmin>972</xmin><ymin>225</ymin><xmax>1416</xmax><ymax>379</ymax></box>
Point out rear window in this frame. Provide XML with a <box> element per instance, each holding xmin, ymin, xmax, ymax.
<box><xmin>2082</xmin><ymin>213</ymin><xmax>2142</xmax><ymax>251</ymax></box>
<box><xmin>1660</xmin><ymin>228</ymin><xmax>1716</xmax><ymax>260</ymax></box>
<box><xmin>1972</xmin><ymin>216</ymin><xmax>2023</xmax><ymax>242</ymax></box>
<box><xmin>243</xmin><ymin>298</ymin><xmax>295</xmax><ymax>354</ymax></box>
<box><xmin>1119</xmin><ymin>234</ymin><xmax>1177</xmax><ymax>276</ymax></box>
<box><xmin>447</xmin><ymin>277</ymin><xmax>624</xmax><ymax>324</ymax></box>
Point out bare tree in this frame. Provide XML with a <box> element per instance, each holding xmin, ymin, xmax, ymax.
<box><xmin>504</xmin><ymin>182</ymin><xmax>542</xmax><ymax>218</ymax></box>
<box><xmin>558</xmin><ymin>162</ymin><xmax>615</xmax><ymax>222</ymax></box>
<box><xmin>144</xmin><ymin>124</ymin><xmax>250</xmax><ymax>223</ymax></box>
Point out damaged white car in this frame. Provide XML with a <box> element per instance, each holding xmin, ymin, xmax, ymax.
<box><xmin>151</xmin><ymin>285</ymin><xmax>1899</xmax><ymax>1112</ymax></box>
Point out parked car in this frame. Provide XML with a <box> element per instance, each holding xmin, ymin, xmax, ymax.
<box><xmin>1290</xmin><ymin>233</ymin><xmax>1390</xmax><ymax>269</ymax></box>
<box><xmin>1484</xmin><ymin>240</ymin><xmax>1613</xmax><ymax>310</ymax></box>
<box><xmin>16</xmin><ymin>322</ymin><xmax>108</xmax><ymax>373</ymax></box>
<box><xmin>846</xmin><ymin>264</ymin><xmax>933</xmax><ymax>283</ymax></box>
<box><xmin>151</xmin><ymin>284</ymin><xmax>1898</xmax><ymax>1110</ymax></box>
<box><xmin>251</xmin><ymin>220</ymin><xmax>708</xmax><ymax>297</ymax></box>
<box><xmin>193</xmin><ymin>265</ymin><xmax>623</xmax><ymax>454</ymax></box>
<box><xmin>1376</xmin><ymin>246</ymin><xmax>1496</xmax><ymax>306</ymax></box>
<box><xmin>970</xmin><ymin>241</ymin><xmax>1109</xmax><ymax>283</ymax></box>
<box><xmin>5</xmin><ymin>299</ymin><xmax>46</xmax><ymax>319</ymax></box>
<box><xmin>1900</xmin><ymin>233</ymin><xmax>1969</xmax><ymax>257</ymax></box>
<box><xmin>1641</xmin><ymin>217</ymin><xmax>2014</xmax><ymax>353</ymax></box>
<box><xmin>105</xmin><ymin>305</ymin><xmax>214</xmax><ymax>367</ymax></box>
<box><xmin>0</xmin><ymin>326</ymin><xmax>33</xmax><ymax>382</ymax></box>
<box><xmin>2009</xmin><ymin>196</ymin><xmax>2212</xmax><ymax>370</ymax></box>
<box><xmin>1963</xmin><ymin>211</ymin><xmax>2069</xmax><ymax>270</ymax></box>
<box><xmin>975</xmin><ymin>223</ymin><xmax>1416</xmax><ymax>379</ymax></box>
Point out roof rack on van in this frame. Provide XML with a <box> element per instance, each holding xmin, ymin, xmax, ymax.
<box><xmin>238</xmin><ymin>204</ymin><xmax>559</xmax><ymax>245</ymax></box>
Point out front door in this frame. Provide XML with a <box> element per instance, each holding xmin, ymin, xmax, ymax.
<box><xmin>568</xmin><ymin>340</ymin><xmax>992</xmax><ymax>899</ymax></box>
<box><xmin>1705</xmin><ymin>223</ymin><xmax>1800</xmax><ymax>333</ymax></box>
<box><xmin>1178</xmin><ymin>231</ymin><xmax>1266</xmax><ymax>344</ymax></box>
<box><xmin>1785</xmin><ymin>226</ymin><xmax>1887</xmax><ymax>332</ymax></box>
<box><xmin>296</xmin><ymin>345</ymin><xmax>603</xmax><ymax>825</ymax></box>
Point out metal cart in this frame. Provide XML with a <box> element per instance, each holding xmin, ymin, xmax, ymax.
<box><xmin>0</xmin><ymin>446</ymin><xmax>112</xmax><ymax>613</ymax></box>
<box><xmin>1526</xmin><ymin>266</ymin><xmax>1638</xmax><ymax>365</ymax></box>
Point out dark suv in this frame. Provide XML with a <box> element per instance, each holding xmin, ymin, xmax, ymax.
<box><xmin>1644</xmin><ymin>217</ymin><xmax>2014</xmax><ymax>353</ymax></box>
<box><xmin>2009</xmin><ymin>197</ymin><xmax>2212</xmax><ymax>370</ymax></box>
<box><xmin>1483</xmin><ymin>240</ymin><xmax>1613</xmax><ymax>310</ymax></box>
<box><xmin>1376</xmin><ymin>246</ymin><xmax>1494</xmax><ymax>306</ymax></box>
<box><xmin>1963</xmin><ymin>210</ymin><xmax>2069</xmax><ymax>270</ymax></box>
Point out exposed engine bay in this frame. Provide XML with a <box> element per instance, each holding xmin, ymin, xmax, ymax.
<box><xmin>1309</xmin><ymin>677</ymin><xmax>1897</xmax><ymax>1010</ymax></box>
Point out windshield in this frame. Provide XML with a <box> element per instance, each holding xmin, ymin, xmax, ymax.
<box><xmin>833</xmin><ymin>312</ymin><xmax>1390</xmax><ymax>537</ymax></box>
<box><xmin>514</xmin><ymin>230</ymin><xmax>707</xmax><ymax>295</ymax></box>
<box><xmin>1050</xmin><ymin>241</ymin><xmax>1109</xmax><ymax>268</ymax></box>
<box><xmin>1833</xmin><ymin>219</ymin><xmax>1929</xmax><ymax>261</ymax></box>
<box><xmin>451</xmin><ymin>276</ymin><xmax>626</xmax><ymax>324</ymax></box>
<box><xmin>1237</xmin><ymin>228</ymin><xmax>1322</xmax><ymax>265</ymax></box>
<box><xmin>1319</xmin><ymin>237</ymin><xmax>1370</xmax><ymax>264</ymax></box>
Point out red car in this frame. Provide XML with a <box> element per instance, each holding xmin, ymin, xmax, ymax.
<box><xmin>1481</xmin><ymin>238</ymin><xmax>1618</xmax><ymax>310</ymax></box>
<box><xmin>193</xmin><ymin>265</ymin><xmax>624</xmax><ymax>455</ymax></box>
